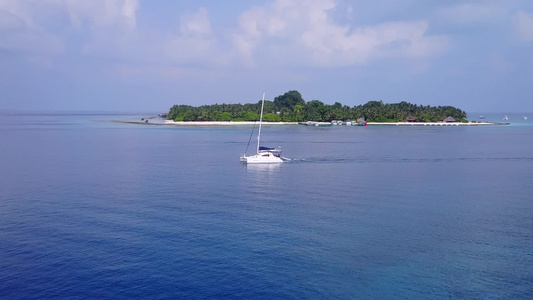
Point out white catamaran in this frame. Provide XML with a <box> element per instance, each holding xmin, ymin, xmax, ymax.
<box><xmin>240</xmin><ymin>92</ymin><xmax>286</xmax><ymax>164</ymax></box>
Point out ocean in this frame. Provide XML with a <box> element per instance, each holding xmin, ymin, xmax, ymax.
<box><xmin>1</xmin><ymin>112</ymin><xmax>532</xmax><ymax>299</ymax></box>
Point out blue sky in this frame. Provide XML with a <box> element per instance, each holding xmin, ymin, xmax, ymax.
<box><xmin>1</xmin><ymin>0</ymin><xmax>532</xmax><ymax>113</ymax></box>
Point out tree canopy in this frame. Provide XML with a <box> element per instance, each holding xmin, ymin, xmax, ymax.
<box><xmin>167</xmin><ymin>91</ymin><xmax>467</xmax><ymax>123</ymax></box>
<box><xmin>273</xmin><ymin>90</ymin><xmax>305</xmax><ymax>111</ymax></box>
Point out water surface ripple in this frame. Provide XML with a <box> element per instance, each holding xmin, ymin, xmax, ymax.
<box><xmin>0</xmin><ymin>113</ymin><xmax>532</xmax><ymax>299</ymax></box>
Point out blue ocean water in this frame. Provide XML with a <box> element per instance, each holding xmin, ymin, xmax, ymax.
<box><xmin>0</xmin><ymin>112</ymin><xmax>532</xmax><ymax>299</ymax></box>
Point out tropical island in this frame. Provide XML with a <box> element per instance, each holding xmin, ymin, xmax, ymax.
<box><xmin>167</xmin><ymin>90</ymin><xmax>469</xmax><ymax>124</ymax></box>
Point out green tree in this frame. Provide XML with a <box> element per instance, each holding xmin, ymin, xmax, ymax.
<box><xmin>273</xmin><ymin>90</ymin><xmax>306</xmax><ymax>111</ymax></box>
<box><xmin>263</xmin><ymin>113</ymin><xmax>281</xmax><ymax>122</ymax></box>
<box><xmin>294</xmin><ymin>104</ymin><xmax>304</xmax><ymax>122</ymax></box>
<box><xmin>244</xmin><ymin>111</ymin><xmax>259</xmax><ymax>121</ymax></box>
<box><xmin>303</xmin><ymin>100</ymin><xmax>326</xmax><ymax>121</ymax></box>
<box><xmin>215</xmin><ymin>112</ymin><xmax>232</xmax><ymax>121</ymax></box>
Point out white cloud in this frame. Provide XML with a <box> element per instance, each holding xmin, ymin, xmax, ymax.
<box><xmin>231</xmin><ymin>0</ymin><xmax>448</xmax><ymax>68</ymax></box>
<box><xmin>121</xmin><ymin>0</ymin><xmax>138</xmax><ymax>27</ymax></box>
<box><xmin>0</xmin><ymin>0</ymin><xmax>139</xmax><ymax>58</ymax></box>
<box><xmin>0</xmin><ymin>0</ymin><xmax>65</xmax><ymax>60</ymax></box>
<box><xmin>302</xmin><ymin>20</ymin><xmax>449</xmax><ymax>66</ymax></box>
<box><xmin>0</xmin><ymin>1</ymin><xmax>220</xmax><ymax>65</ymax></box>
<box><xmin>65</xmin><ymin>0</ymin><xmax>138</xmax><ymax>29</ymax></box>
<box><xmin>180</xmin><ymin>7</ymin><xmax>211</xmax><ymax>36</ymax></box>
<box><xmin>0</xmin><ymin>0</ymin><xmax>450</xmax><ymax>78</ymax></box>
<box><xmin>513</xmin><ymin>10</ymin><xmax>533</xmax><ymax>42</ymax></box>
<box><xmin>96</xmin><ymin>7</ymin><xmax>221</xmax><ymax>81</ymax></box>
<box><xmin>159</xmin><ymin>8</ymin><xmax>220</xmax><ymax>67</ymax></box>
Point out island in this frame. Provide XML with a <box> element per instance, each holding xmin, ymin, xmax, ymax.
<box><xmin>166</xmin><ymin>90</ymin><xmax>474</xmax><ymax>125</ymax></box>
<box><xmin>112</xmin><ymin>90</ymin><xmax>504</xmax><ymax>126</ymax></box>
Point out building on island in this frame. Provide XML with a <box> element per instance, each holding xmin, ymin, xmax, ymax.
<box><xmin>443</xmin><ymin>116</ymin><xmax>456</xmax><ymax>122</ymax></box>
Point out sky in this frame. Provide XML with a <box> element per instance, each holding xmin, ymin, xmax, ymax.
<box><xmin>1</xmin><ymin>0</ymin><xmax>532</xmax><ymax>113</ymax></box>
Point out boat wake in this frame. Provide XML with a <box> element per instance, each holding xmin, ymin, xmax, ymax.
<box><xmin>279</xmin><ymin>156</ymin><xmax>533</xmax><ymax>164</ymax></box>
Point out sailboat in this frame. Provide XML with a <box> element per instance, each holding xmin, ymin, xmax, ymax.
<box><xmin>240</xmin><ymin>92</ymin><xmax>285</xmax><ymax>164</ymax></box>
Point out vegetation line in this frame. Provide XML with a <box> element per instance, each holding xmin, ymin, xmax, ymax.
<box><xmin>168</xmin><ymin>90</ymin><xmax>468</xmax><ymax>123</ymax></box>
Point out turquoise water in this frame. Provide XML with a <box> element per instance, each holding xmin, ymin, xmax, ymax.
<box><xmin>1</xmin><ymin>112</ymin><xmax>532</xmax><ymax>299</ymax></box>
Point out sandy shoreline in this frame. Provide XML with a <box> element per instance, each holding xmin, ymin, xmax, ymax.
<box><xmin>367</xmin><ymin>122</ymin><xmax>508</xmax><ymax>126</ymax></box>
<box><xmin>116</xmin><ymin>119</ymin><xmax>507</xmax><ymax>126</ymax></box>
<box><xmin>115</xmin><ymin>119</ymin><xmax>298</xmax><ymax>126</ymax></box>
<box><xmin>163</xmin><ymin>120</ymin><xmax>298</xmax><ymax>126</ymax></box>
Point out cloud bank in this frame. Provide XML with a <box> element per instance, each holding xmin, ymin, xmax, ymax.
<box><xmin>1</xmin><ymin>0</ymin><xmax>532</xmax><ymax>111</ymax></box>
<box><xmin>1</xmin><ymin>0</ymin><xmax>450</xmax><ymax>71</ymax></box>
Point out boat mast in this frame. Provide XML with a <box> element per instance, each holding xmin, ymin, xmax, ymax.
<box><xmin>256</xmin><ymin>92</ymin><xmax>265</xmax><ymax>154</ymax></box>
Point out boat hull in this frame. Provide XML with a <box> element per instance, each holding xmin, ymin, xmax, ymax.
<box><xmin>240</xmin><ymin>152</ymin><xmax>284</xmax><ymax>164</ymax></box>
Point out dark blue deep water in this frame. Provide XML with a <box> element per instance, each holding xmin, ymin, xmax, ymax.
<box><xmin>1</xmin><ymin>112</ymin><xmax>532</xmax><ymax>299</ymax></box>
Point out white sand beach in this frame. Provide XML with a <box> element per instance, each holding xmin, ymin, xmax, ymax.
<box><xmin>117</xmin><ymin>118</ymin><xmax>506</xmax><ymax>126</ymax></box>
<box><xmin>163</xmin><ymin>120</ymin><xmax>297</xmax><ymax>126</ymax></box>
<box><xmin>367</xmin><ymin>122</ymin><xmax>504</xmax><ymax>126</ymax></box>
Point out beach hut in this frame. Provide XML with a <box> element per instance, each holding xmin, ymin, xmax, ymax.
<box><xmin>443</xmin><ymin>116</ymin><xmax>456</xmax><ymax>122</ymax></box>
<box><xmin>406</xmin><ymin>116</ymin><xmax>417</xmax><ymax>122</ymax></box>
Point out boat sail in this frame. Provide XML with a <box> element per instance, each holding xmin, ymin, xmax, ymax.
<box><xmin>240</xmin><ymin>92</ymin><xmax>285</xmax><ymax>164</ymax></box>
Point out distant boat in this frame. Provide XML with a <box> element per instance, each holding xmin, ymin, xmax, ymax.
<box><xmin>503</xmin><ymin>115</ymin><xmax>508</xmax><ymax>121</ymax></box>
<box><xmin>479</xmin><ymin>115</ymin><xmax>485</xmax><ymax>119</ymax></box>
<box><xmin>524</xmin><ymin>116</ymin><xmax>528</xmax><ymax>120</ymax></box>
<box><xmin>240</xmin><ymin>92</ymin><xmax>286</xmax><ymax>164</ymax></box>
